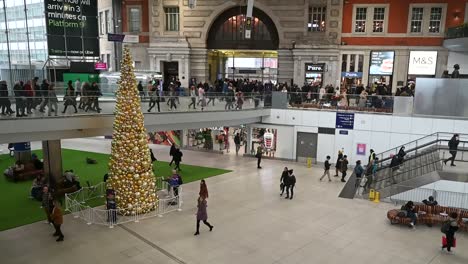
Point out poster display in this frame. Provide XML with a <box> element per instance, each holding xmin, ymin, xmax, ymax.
<box><xmin>408</xmin><ymin>51</ymin><xmax>438</xmax><ymax>75</ymax></box>
<box><xmin>148</xmin><ymin>131</ymin><xmax>182</xmax><ymax>146</ymax></box>
<box><xmin>45</xmin><ymin>0</ymin><xmax>99</xmax><ymax>57</ymax></box>
<box><xmin>369</xmin><ymin>51</ymin><xmax>395</xmax><ymax>75</ymax></box>
<box><xmin>356</xmin><ymin>143</ymin><xmax>366</xmax><ymax>156</ymax></box>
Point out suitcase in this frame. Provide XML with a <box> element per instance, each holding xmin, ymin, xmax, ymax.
<box><xmin>442</xmin><ymin>236</ymin><xmax>457</xmax><ymax>248</ymax></box>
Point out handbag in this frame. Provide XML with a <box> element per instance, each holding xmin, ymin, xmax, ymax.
<box><xmin>442</xmin><ymin>236</ymin><xmax>456</xmax><ymax>248</ymax></box>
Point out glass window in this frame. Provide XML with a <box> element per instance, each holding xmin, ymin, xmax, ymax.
<box><xmin>164</xmin><ymin>7</ymin><xmax>180</xmax><ymax>32</ymax></box>
<box><xmin>349</xmin><ymin>54</ymin><xmax>356</xmax><ymax>72</ymax></box>
<box><xmin>354</xmin><ymin>8</ymin><xmax>367</xmax><ymax>33</ymax></box>
<box><xmin>128</xmin><ymin>7</ymin><xmax>141</xmax><ymax>33</ymax></box>
<box><xmin>410</xmin><ymin>7</ymin><xmax>424</xmax><ymax>33</ymax></box>
<box><xmin>341</xmin><ymin>54</ymin><xmax>347</xmax><ymax>72</ymax></box>
<box><xmin>99</xmin><ymin>12</ymin><xmax>104</xmax><ymax>35</ymax></box>
<box><xmin>429</xmin><ymin>7</ymin><xmax>442</xmax><ymax>33</ymax></box>
<box><xmin>308</xmin><ymin>7</ymin><xmax>326</xmax><ymax>32</ymax></box>
<box><xmin>105</xmin><ymin>10</ymin><xmax>112</xmax><ymax>34</ymax></box>
<box><xmin>373</xmin><ymin>7</ymin><xmax>385</xmax><ymax>32</ymax></box>
<box><xmin>358</xmin><ymin>55</ymin><xmax>364</xmax><ymax>72</ymax></box>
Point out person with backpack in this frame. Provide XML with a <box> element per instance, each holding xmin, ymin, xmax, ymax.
<box><xmin>340</xmin><ymin>155</ymin><xmax>349</xmax><ymax>182</ymax></box>
<box><xmin>334</xmin><ymin>149</ymin><xmax>343</xmax><ymax>177</ymax></box>
<box><xmin>354</xmin><ymin>160</ymin><xmax>364</xmax><ymax>187</ymax></box>
<box><xmin>444</xmin><ymin>134</ymin><xmax>460</xmax><ymax>167</ymax></box>
<box><xmin>441</xmin><ymin>212</ymin><xmax>459</xmax><ymax>253</ymax></box>
<box><xmin>319</xmin><ymin>156</ymin><xmax>332</xmax><ymax>182</ymax></box>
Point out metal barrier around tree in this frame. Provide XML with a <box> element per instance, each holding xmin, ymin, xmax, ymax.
<box><xmin>64</xmin><ymin>178</ymin><xmax>183</xmax><ymax>228</ymax></box>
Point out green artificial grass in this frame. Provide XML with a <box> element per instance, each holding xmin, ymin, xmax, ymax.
<box><xmin>0</xmin><ymin>149</ymin><xmax>230</xmax><ymax>231</ymax></box>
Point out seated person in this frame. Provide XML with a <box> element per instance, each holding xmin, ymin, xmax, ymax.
<box><xmin>422</xmin><ymin>196</ymin><xmax>438</xmax><ymax>206</ymax></box>
<box><xmin>402</xmin><ymin>201</ymin><xmax>417</xmax><ymax>228</ymax></box>
<box><xmin>31</xmin><ymin>153</ymin><xmax>44</xmax><ymax>170</ymax></box>
<box><xmin>63</xmin><ymin>170</ymin><xmax>81</xmax><ymax>190</ymax></box>
<box><xmin>14</xmin><ymin>160</ymin><xmax>25</xmax><ymax>173</ymax></box>
<box><xmin>164</xmin><ymin>170</ymin><xmax>183</xmax><ymax>197</ymax></box>
<box><xmin>30</xmin><ymin>174</ymin><xmax>45</xmax><ymax>200</ymax></box>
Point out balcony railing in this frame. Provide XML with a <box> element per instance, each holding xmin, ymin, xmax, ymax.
<box><xmin>445</xmin><ymin>24</ymin><xmax>468</xmax><ymax>39</ymax></box>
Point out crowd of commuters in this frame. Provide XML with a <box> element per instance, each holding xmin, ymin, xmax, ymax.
<box><xmin>0</xmin><ymin>77</ymin><xmax>102</xmax><ymax>117</ymax></box>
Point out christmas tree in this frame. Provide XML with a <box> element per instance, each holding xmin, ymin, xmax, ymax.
<box><xmin>108</xmin><ymin>47</ymin><xmax>157</xmax><ymax>215</ymax></box>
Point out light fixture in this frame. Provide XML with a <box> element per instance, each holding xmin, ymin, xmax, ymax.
<box><xmin>454</xmin><ymin>12</ymin><xmax>461</xmax><ymax>19</ymax></box>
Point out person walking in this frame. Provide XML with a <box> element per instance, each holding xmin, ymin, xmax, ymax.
<box><xmin>169</xmin><ymin>144</ymin><xmax>176</xmax><ymax>166</ymax></box>
<box><xmin>194</xmin><ymin>195</ymin><xmax>214</xmax><ymax>236</ymax></box>
<box><xmin>0</xmin><ymin>80</ymin><xmax>14</xmax><ymax>115</ymax></box>
<box><xmin>319</xmin><ymin>156</ymin><xmax>332</xmax><ymax>181</ymax></box>
<box><xmin>340</xmin><ymin>155</ymin><xmax>349</xmax><ymax>182</ymax></box>
<box><xmin>256</xmin><ymin>145</ymin><xmax>263</xmax><ymax>169</ymax></box>
<box><xmin>441</xmin><ymin>212</ymin><xmax>459</xmax><ymax>253</ymax></box>
<box><xmin>47</xmin><ymin>84</ymin><xmax>58</xmax><ymax>116</ymax></box>
<box><xmin>199</xmin><ymin>179</ymin><xmax>209</xmax><ymax>199</ymax></box>
<box><xmin>364</xmin><ymin>157</ymin><xmax>378</xmax><ymax>191</ymax></box>
<box><xmin>62</xmin><ymin>81</ymin><xmax>78</xmax><ymax>114</ymax></box>
<box><xmin>42</xmin><ymin>186</ymin><xmax>53</xmax><ymax>224</ymax></box>
<box><xmin>51</xmin><ymin>200</ymin><xmax>64</xmax><ymax>242</ymax></box>
<box><xmin>147</xmin><ymin>83</ymin><xmax>160</xmax><ymax>112</ymax></box>
<box><xmin>354</xmin><ymin>160</ymin><xmax>364</xmax><ymax>188</ymax></box>
<box><xmin>149</xmin><ymin>148</ymin><xmax>157</xmax><ymax>171</ymax></box>
<box><xmin>444</xmin><ymin>134</ymin><xmax>460</xmax><ymax>167</ymax></box>
<box><xmin>334</xmin><ymin>150</ymin><xmax>344</xmax><ymax>177</ymax></box>
<box><xmin>285</xmin><ymin>169</ymin><xmax>296</xmax><ymax>200</ymax></box>
<box><xmin>280</xmin><ymin>167</ymin><xmax>289</xmax><ymax>196</ymax></box>
<box><xmin>234</xmin><ymin>133</ymin><xmax>241</xmax><ymax>155</ymax></box>
<box><xmin>173</xmin><ymin>147</ymin><xmax>183</xmax><ymax>171</ymax></box>
<box><xmin>38</xmin><ymin>79</ymin><xmax>50</xmax><ymax>113</ymax></box>
<box><xmin>24</xmin><ymin>80</ymin><xmax>34</xmax><ymax>114</ymax></box>
<box><xmin>13</xmin><ymin>81</ymin><xmax>26</xmax><ymax>117</ymax></box>
<box><xmin>188</xmin><ymin>86</ymin><xmax>197</xmax><ymax>109</ymax></box>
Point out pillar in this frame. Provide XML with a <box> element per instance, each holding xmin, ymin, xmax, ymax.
<box><xmin>13</xmin><ymin>142</ymin><xmax>32</xmax><ymax>163</ymax></box>
<box><xmin>42</xmin><ymin>140</ymin><xmax>63</xmax><ymax>185</ymax></box>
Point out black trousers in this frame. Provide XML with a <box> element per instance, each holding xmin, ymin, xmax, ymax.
<box><xmin>188</xmin><ymin>97</ymin><xmax>196</xmax><ymax>109</ymax></box>
<box><xmin>196</xmin><ymin>220</ymin><xmax>212</xmax><ymax>232</ymax></box>
<box><xmin>26</xmin><ymin>97</ymin><xmax>34</xmax><ymax>112</ymax></box>
<box><xmin>63</xmin><ymin>103</ymin><xmax>78</xmax><ymax>113</ymax></box>
<box><xmin>174</xmin><ymin>160</ymin><xmax>181</xmax><ymax>171</ymax></box>
<box><xmin>286</xmin><ymin>185</ymin><xmax>294</xmax><ymax>198</ymax></box>
<box><xmin>257</xmin><ymin>157</ymin><xmax>262</xmax><ymax>168</ymax></box>
<box><xmin>207</xmin><ymin>97</ymin><xmax>215</xmax><ymax>106</ymax></box>
<box><xmin>445</xmin><ymin>151</ymin><xmax>457</xmax><ymax>165</ymax></box>
<box><xmin>15</xmin><ymin>98</ymin><xmax>25</xmax><ymax>115</ymax></box>
<box><xmin>443</xmin><ymin>233</ymin><xmax>455</xmax><ymax>251</ymax></box>
<box><xmin>169</xmin><ymin>98</ymin><xmax>177</xmax><ymax>109</ymax></box>
<box><xmin>148</xmin><ymin>100</ymin><xmax>160</xmax><ymax>112</ymax></box>
<box><xmin>53</xmin><ymin>223</ymin><xmax>64</xmax><ymax>238</ymax></box>
<box><xmin>341</xmin><ymin>171</ymin><xmax>347</xmax><ymax>181</ymax></box>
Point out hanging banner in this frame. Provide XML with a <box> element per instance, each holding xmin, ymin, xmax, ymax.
<box><xmin>45</xmin><ymin>0</ymin><xmax>99</xmax><ymax>57</ymax></box>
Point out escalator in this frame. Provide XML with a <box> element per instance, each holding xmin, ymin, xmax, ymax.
<box><xmin>339</xmin><ymin>132</ymin><xmax>468</xmax><ymax>199</ymax></box>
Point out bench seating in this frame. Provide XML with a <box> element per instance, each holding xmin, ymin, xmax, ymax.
<box><xmin>4</xmin><ymin>162</ymin><xmax>43</xmax><ymax>182</ymax></box>
<box><xmin>387</xmin><ymin>204</ymin><xmax>468</xmax><ymax>231</ymax></box>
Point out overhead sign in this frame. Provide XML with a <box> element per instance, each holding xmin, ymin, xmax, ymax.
<box><xmin>336</xmin><ymin>112</ymin><xmax>355</xmax><ymax>130</ymax></box>
<box><xmin>45</xmin><ymin>0</ymin><xmax>99</xmax><ymax>57</ymax></box>
<box><xmin>107</xmin><ymin>34</ymin><xmax>139</xmax><ymax>43</ymax></box>
<box><xmin>369</xmin><ymin>51</ymin><xmax>394</xmax><ymax>75</ymax></box>
<box><xmin>305</xmin><ymin>63</ymin><xmax>325</xmax><ymax>72</ymax></box>
<box><xmin>14</xmin><ymin>142</ymin><xmax>31</xmax><ymax>152</ymax></box>
<box><xmin>408</xmin><ymin>51</ymin><xmax>438</xmax><ymax>75</ymax></box>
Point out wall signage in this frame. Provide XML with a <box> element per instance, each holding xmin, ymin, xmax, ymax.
<box><xmin>305</xmin><ymin>63</ymin><xmax>325</xmax><ymax>72</ymax></box>
<box><xmin>95</xmin><ymin>62</ymin><xmax>107</xmax><ymax>70</ymax></box>
<box><xmin>336</xmin><ymin>112</ymin><xmax>355</xmax><ymax>130</ymax></box>
<box><xmin>408</xmin><ymin>51</ymin><xmax>438</xmax><ymax>75</ymax></box>
<box><xmin>341</xmin><ymin>72</ymin><xmax>363</xmax><ymax>78</ymax></box>
<box><xmin>369</xmin><ymin>51</ymin><xmax>395</xmax><ymax>75</ymax></box>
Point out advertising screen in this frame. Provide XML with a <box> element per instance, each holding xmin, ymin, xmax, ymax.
<box><xmin>45</xmin><ymin>0</ymin><xmax>99</xmax><ymax>57</ymax></box>
<box><xmin>369</xmin><ymin>51</ymin><xmax>395</xmax><ymax>75</ymax></box>
<box><xmin>408</xmin><ymin>51</ymin><xmax>438</xmax><ymax>75</ymax></box>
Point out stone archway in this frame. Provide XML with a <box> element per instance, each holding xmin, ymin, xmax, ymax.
<box><xmin>206</xmin><ymin>6</ymin><xmax>279</xmax><ymax>50</ymax></box>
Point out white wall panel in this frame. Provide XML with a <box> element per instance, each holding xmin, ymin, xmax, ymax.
<box><xmin>391</xmin><ymin>116</ymin><xmax>412</xmax><ymax>134</ymax></box>
<box><xmin>318</xmin><ymin>111</ymin><xmax>337</xmax><ymax>128</ymax></box>
<box><xmin>263</xmin><ymin>109</ymin><xmax>286</xmax><ymax>124</ymax></box>
<box><xmin>354</xmin><ymin>114</ymin><xmax>373</xmax><ymax>131</ymax></box>
<box><xmin>335</xmin><ymin>130</ymin><xmax>354</xmax><ymax>163</ymax></box>
<box><xmin>317</xmin><ymin>134</ymin><xmax>335</xmax><ymax>163</ymax></box>
<box><xmin>352</xmin><ymin>130</ymin><xmax>372</xmax><ymax>164</ymax></box>
<box><xmin>371</xmin><ymin>115</ymin><xmax>392</xmax><ymax>132</ymax></box>
<box><xmin>453</xmin><ymin>120</ymin><xmax>468</xmax><ymax>134</ymax></box>
<box><xmin>432</xmin><ymin>119</ymin><xmax>455</xmax><ymax>134</ymax></box>
<box><xmin>411</xmin><ymin>117</ymin><xmax>433</xmax><ymax>136</ymax></box>
<box><xmin>284</xmin><ymin>110</ymin><xmax>302</xmax><ymax>125</ymax></box>
<box><xmin>370</xmin><ymin>132</ymin><xmax>391</xmax><ymax>155</ymax></box>
<box><xmin>390</xmin><ymin>133</ymin><xmax>411</xmax><ymax>152</ymax></box>
<box><xmin>301</xmin><ymin>110</ymin><xmax>319</xmax><ymax>127</ymax></box>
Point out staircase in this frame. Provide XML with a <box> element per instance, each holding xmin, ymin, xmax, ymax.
<box><xmin>339</xmin><ymin>132</ymin><xmax>468</xmax><ymax>199</ymax></box>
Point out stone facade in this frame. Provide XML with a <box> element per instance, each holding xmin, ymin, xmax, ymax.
<box><xmin>125</xmin><ymin>0</ymin><xmax>343</xmax><ymax>87</ymax></box>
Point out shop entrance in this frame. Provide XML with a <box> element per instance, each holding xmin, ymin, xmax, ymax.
<box><xmin>163</xmin><ymin>61</ymin><xmax>179</xmax><ymax>90</ymax></box>
<box><xmin>296</xmin><ymin>132</ymin><xmax>318</xmax><ymax>163</ymax></box>
<box><xmin>206</xmin><ymin>6</ymin><xmax>279</xmax><ymax>84</ymax></box>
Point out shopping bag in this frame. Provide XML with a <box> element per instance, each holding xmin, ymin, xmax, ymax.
<box><xmin>442</xmin><ymin>236</ymin><xmax>457</xmax><ymax>248</ymax></box>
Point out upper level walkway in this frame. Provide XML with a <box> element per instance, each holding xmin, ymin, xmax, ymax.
<box><xmin>0</xmin><ymin>94</ymin><xmax>270</xmax><ymax>143</ymax></box>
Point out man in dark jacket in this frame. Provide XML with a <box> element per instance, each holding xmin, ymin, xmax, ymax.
<box><xmin>389</xmin><ymin>155</ymin><xmax>400</xmax><ymax>184</ymax></box>
<box><xmin>173</xmin><ymin>148</ymin><xmax>183</xmax><ymax>171</ymax></box>
<box><xmin>0</xmin><ymin>80</ymin><xmax>14</xmax><ymax>115</ymax></box>
<box><xmin>13</xmin><ymin>81</ymin><xmax>26</xmax><ymax>117</ymax></box>
<box><xmin>234</xmin><ymin>133</ymin><xmax>241</xmax><ymax>156</ymax></box>
<box><xmin>444</xmin><ymin>134</ymin><xmax>460</xmax><ymax>167</ymax></box>
<box><xmin>169</xmin><ymin>145</ymin><xmax>176</xmax><ymax>166</ymax></box>
<box><xmin>341</xmin><ymin>155</ymin><xmax>349</xmax><ymax>182</ymax></box>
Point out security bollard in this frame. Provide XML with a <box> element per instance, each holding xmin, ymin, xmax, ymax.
<box><xmin>307</xmin><ymin>158</ymin><xmax>312</xmax><ymax>168</ymax></box>
<box><xmin>369</xmin><ymin>189</ymin><xmax>375</xmax><ymax>200</ymax></box>
<box><xmin>373</xmin><ymin>191</ymin><xmax>380</xmax><ymax>203</ymax></box>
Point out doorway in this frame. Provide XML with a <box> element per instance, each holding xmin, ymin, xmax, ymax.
<box><xmin>296</xmin><ymin>132</ymin><xmax>318</xmax><ymax>163</ymax></box>
<box><xmin>163</xmin><ymin>61</ymin><xmax>178</xmax><ymax>91</ymax></box>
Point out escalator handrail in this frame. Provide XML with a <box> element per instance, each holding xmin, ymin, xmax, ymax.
<box><xmin>372</xmin><ymin>157</ymin><xmax>443</xmax><ymax>185</ymax></box>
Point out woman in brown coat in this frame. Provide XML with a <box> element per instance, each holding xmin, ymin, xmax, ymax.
<box><xmin>194</xmin><ymin>191</ymin><xmax>213</xmax><ymax>236</ymax></box>
<box><xmin>51</xmin><ymin>200</ymin><xmax>64</xmax><ymax>242</ymax></box>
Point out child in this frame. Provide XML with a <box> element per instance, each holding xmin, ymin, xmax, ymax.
<box><xmin>319</xmin><ymin>156</ymin><xmax>332</xmax><ymax>181</ymax></box>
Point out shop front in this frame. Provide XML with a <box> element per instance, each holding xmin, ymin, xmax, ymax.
<box><xmin>407</xmin><ymin>51</ymin><xmax>438</xmax><ymax>83</ymax></box>
<box><xmin>368</xmin><ymin>51</ymin><xmax>395</xmax><ymax>88</ymax></box>
<box><xmin>340</xmin><ymin>53</ymin><xmax>364</xmax><ymax>89</ymax></box>
<box><xmin>250</xmin><ymin>127</ymin><xmax>277</xmax><ymax>157</ymax></box>
<box><xmin>304</xmin><ymin>63</ymin><xmax>325</xmax><ymax>86</ymax></box>
<box><xmin>185</xmin><ymin>126</ymin><xmax>248</xmax><ymax>154</ymax></box>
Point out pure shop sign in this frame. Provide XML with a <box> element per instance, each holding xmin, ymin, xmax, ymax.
<box><xmin>305</xmin><ymin>63</ymin><xmax>325</xmax><ymax>72</ymax></box>
<box><xmin>408</xmin><ymin>51</ymin><xmax>438</xmax><ymax>75</ymax></box>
